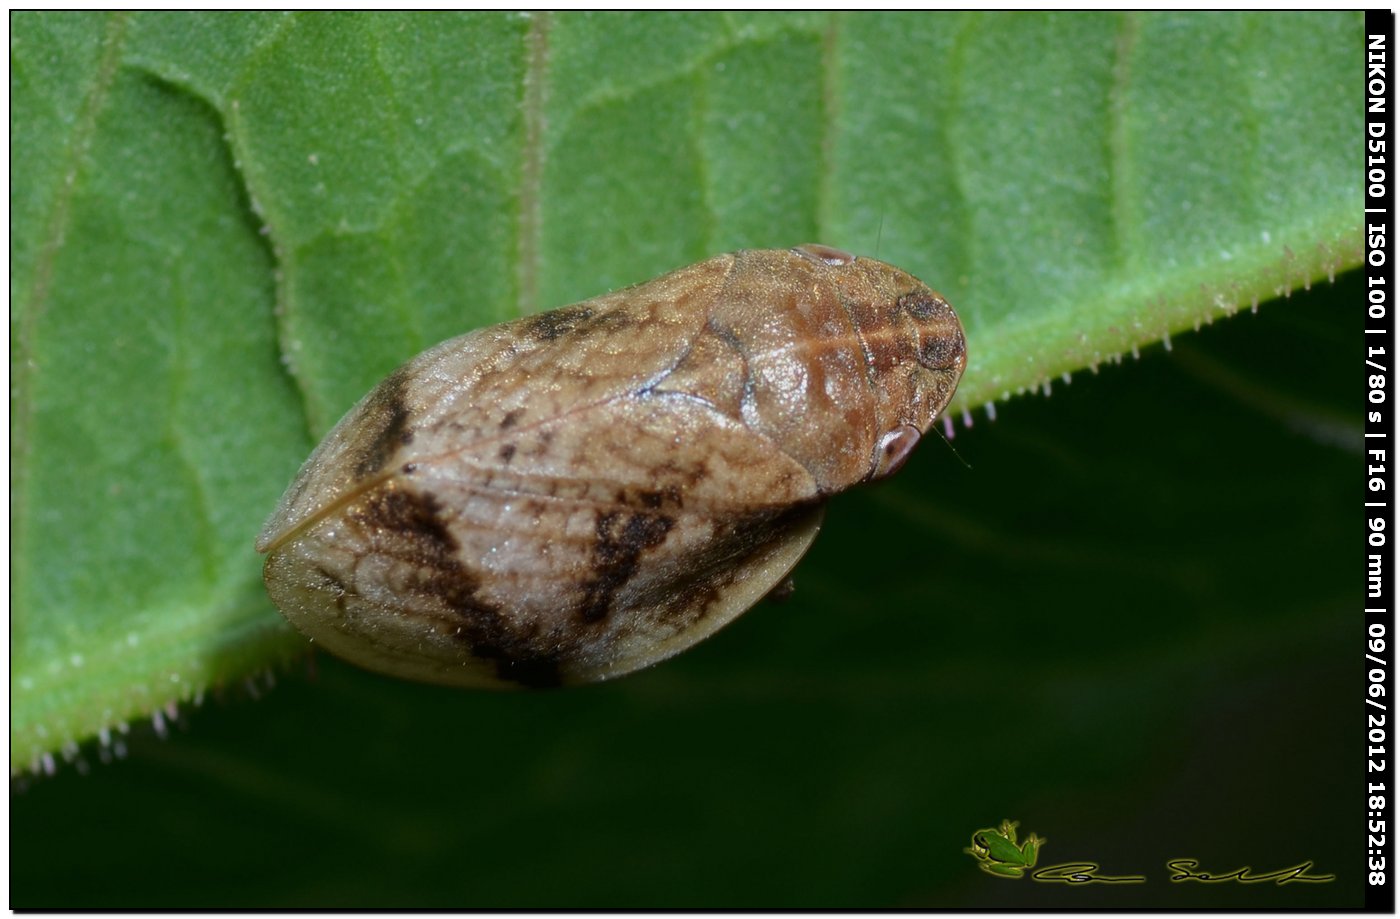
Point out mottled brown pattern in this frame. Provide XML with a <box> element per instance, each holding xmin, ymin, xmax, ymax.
<box><xmin>348</xmin><ymin>485</ymin><xmax>567</xmax><ymax>687</ymax></box>
<box><xmin>578</xmin><ymin>511</ymin><xmax>676</xmax><ymax>624</ymax></box>
<box><xmin>526</xmin><ymin>305</ymin><xmax>595</xmax><ymax>341</ymax></box>
<box><xmin>349</xmin><ymin>487</ymin><xmax>480</xmax><ymax>613</ymax></box>
<box><xmin>347</xmin><ymin>365</ymin><xmax>416</xmax><ymax>480</ymax></box>
<box><xmin>259</xmin><ymin>246</ymin><xmax>966</xmax><ymax>688</ymax></box>
<box><xmin>649</xmin><ymin>503</ymin><xmax>819</xmax><ymax>624</ymax></box>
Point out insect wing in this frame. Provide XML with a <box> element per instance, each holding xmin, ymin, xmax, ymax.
<box><xmin>259</xmin><ymin>253</ymin><xmax>827</xmax><ymax>686</ymax></box>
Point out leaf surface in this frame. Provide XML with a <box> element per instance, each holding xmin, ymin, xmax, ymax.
<box><xmin>11</xmin><ymin>11</ymin><xmax>1360</xmax><ymax>778</ymax></box>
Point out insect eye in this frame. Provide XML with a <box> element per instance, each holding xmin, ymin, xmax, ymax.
<box><xmin>872</xmin><ymin>425</ymin><xmax>921</xmax><ymax>479</ymax></box>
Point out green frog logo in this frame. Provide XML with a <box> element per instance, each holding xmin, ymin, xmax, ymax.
<box><xmin>964</xmin><ymin>820</ymin><xmax>1045</xmax><ymax>878</ymax></box>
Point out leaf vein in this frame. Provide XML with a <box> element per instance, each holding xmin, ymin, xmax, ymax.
<box><xmin>516</xmin><ymin>11</ymin><xmax>551</xmax><ymax>317</ymax></box>
<box><xmin>1107</xmin><ymin>12</ymin><xmax>1141</xmax><ymax>274</ymax></box>
<box><xmin>12</xmin><ymin>11</ymin><xmax>130</xmax><ymax>613</ymax></box>
<box><xmin>817</xmin><ymin>12</ymin><xmax>841</xmax><ymax>240</ymax></box>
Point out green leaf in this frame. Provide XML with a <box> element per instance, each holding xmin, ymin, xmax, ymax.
<box><xmin>11</xmin><ymin>6</ymin><xmax>1359</xmax><ymax>807</ymax></box>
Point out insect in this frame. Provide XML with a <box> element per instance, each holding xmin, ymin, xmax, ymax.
<box><xmin>257</xmin><ymin>245</ymin><xmax>966</xmax><ymax>688</ymax></box>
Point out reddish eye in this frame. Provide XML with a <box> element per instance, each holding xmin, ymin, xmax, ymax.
<box><xmin>872</xmin><ymin>424</ymin><xmax>922</xmax><ymax>479</ymax></box>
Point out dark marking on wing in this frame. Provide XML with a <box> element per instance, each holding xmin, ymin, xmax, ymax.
<box><xmin>352</xmin><ymin>486</ymin><xmax>563</xmax><ymax>688</ymax></box>
<box><xmin>526</xmin><ymin>303</ymin><xmax>637</xmax><ymax>343</ymax></box>
<box><xmin>654</xmin><ymin>503</ymin><xmax>818</xmax><ymax>628</ymax></box>
<box><xmin>656</xmin><ymin>458</ymin><xmax>709</xmax><ymax>489</ymax></box>
<box><xmin>353</xmin><ymin>487</ymin><xmax>480</xmax><ymax>612</ymax></box>
<box><xmin>579</xmin><ymin>511</ymin><xmax>675</xmax><ymax>624</ymax></box>
<box><xmin>459</xmin><ymin>612</ymin><xmax>565</xmax><ymax>690</ymax></box>
<box><xmin>311</xmin><ymin>563</ymin><xmax>349</xmax><ymax>614</ymax></box>
<box><xmin>500</xmin><ymin>409</ymin><xmax>523</xmax><ymax>430</ymax></box>
<box><xmin>498</xmin><ymin>443</ymin><xmax>517</xmax><ymax>464</ymax></box>
<box><xmin>527</xmin><ymin>305</ymin><xmax>595</xmax><ymax>341</ymax></box>
<box><xmin>349</xmin><ymin>364</ymin><xmax>417</xmax><ymax>479</ymax></box>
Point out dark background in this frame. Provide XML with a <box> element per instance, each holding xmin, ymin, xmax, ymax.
<box><xmin>12</xmin><ymin>272</ymin><xmax>1361</xmax><ymax>908</ymax></box>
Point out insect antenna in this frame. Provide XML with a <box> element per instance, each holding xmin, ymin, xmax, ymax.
<box><xmin>932</xmin><ymin>416</ymin><xmax>973</xmax><ymax>470</ymax></box>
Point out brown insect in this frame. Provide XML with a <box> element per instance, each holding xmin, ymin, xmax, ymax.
<box><xmin>257</xmin><ymin>245</ymin><xmax>966</xmax><ymax>688</ymax></box>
